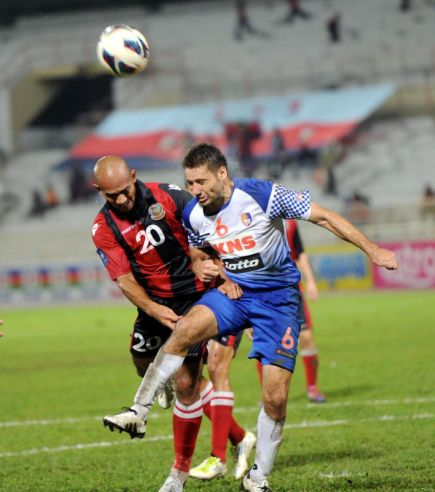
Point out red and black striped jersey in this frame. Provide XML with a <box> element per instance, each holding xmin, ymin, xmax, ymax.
<box><xmin>284</xmin><ymin>219</ymin><xmax>304</xmax><ymax>261</ymax></box>
<box><xmin>92</xmin><ymin>181</ymin><xmax>207</xmax><ymax>299</ymax></box>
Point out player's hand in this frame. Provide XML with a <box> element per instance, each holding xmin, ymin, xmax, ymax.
<box><xmin>193</xmin><ymin>259</ymin><xmax>220</xmax><ymax>283</ymax></box>
<box><xmin>145</xmin><ymin>304</ymin><xmax>181</xmax><ymax>330</ymax></box>
<box><xmin>369</xmin><ymin>246</ymin><xmax>398</xmax><ymax>270</ymax></box>
<box><xmin>217</xmin><ymin>279</ymin><xmax>243</xmax><ymax>299</ymax></box>
<box><xmin>245</xmin><ymin>327</ymin><xmax>254</xmax><ymax>341</ymax></box>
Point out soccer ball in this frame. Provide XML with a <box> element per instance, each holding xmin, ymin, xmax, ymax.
<box><xmin>97</xmin><ymin>24</ymin><xmax>150</xmax><ymax>77</ymax></box>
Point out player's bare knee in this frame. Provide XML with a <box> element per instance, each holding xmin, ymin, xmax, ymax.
<box><xmin>174</xmin><ymin>377</ymin><xmax>199</xmax><ymax>405</ymax></box>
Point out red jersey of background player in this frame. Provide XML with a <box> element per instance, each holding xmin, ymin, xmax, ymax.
<box><xmin>284</xmin><ymin>218</ymin><xmax>313</xmax><ymax>329</ymax></box>
<box><xmin>92</xmin><ymin>181</ymin><xmax>206</xmax><ymax>300</ymax></box>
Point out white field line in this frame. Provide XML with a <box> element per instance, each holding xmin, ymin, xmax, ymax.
<box><xmin>0</xmin><ymin>413</ymin><xmax>433</xmax><ymax>459</ymax></box>
<box><xmin>0</xmin><ymin>396</ymin><xmax>434</xmax><ymax>429</ymax></box>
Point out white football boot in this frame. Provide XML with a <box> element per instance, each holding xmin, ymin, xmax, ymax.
<box><xmin>234</xmin><ymin>431</ymin><xmax>257</xmax><ymax>479</ymax></box>
<box><xmin>242</xmin><ymin>472</ymin><xmax>271</xmax><ymax>492</ymax></box>
<box><xmin>158</xmin><ymin>468</ymin><xmax>187</xmax><ymax>492</ymax></box>
<box><xmin>103</xmin><ymin>407</ymin><xmax>146</xmax><ymax>439</ymax></box>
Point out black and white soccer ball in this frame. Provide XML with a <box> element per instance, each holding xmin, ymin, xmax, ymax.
<box><xmin>97</xmin><ymin>24</ymin><xmax>150</xmax><ymax>77</ymax></box>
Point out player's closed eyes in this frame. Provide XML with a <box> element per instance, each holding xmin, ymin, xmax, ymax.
<box><xmin>106</xmin><ymin>186</ymin><xmax>131</xmax><ymax>199</ymax></box>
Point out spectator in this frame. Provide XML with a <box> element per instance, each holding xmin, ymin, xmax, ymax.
<box><xmin>295</xmin><ymin>127</ymin><xmax>318</xmax><ymax>171</ymax></box>
<box><xmin>420</xmin><ymin>184</ymin><xmax>435</xmax><ymax>221</ymax></box>
<box><xmin>238</xmin><ymin>122</ymin><xmax>262</xmax><ymax>178</ymax></box>
<box><xmin>69</xmin><ymin>162</ymin><xmax>94</xmax><ymax>203</ymax></box>
<box><xmin>28</xmin><ymin>190</ymin><xmax>46</xmax><ymax>217</ymax></box>
<box><xmin>269</xmin><ymin>127</ymin><xmax>286</xmax><ymax>180</ymax></box>
<box><xmin>234</xmin><ymin>0</ymin><xmax>269</xmax><ymax>41</ymax></box>
<box><xmin>45</xmin><ymin>183</ymin><xmax>59</xmax><ymax>209</ymax></box>
<box><xmin>346</xmin><ymin>192</ymin><xmax>371</xmax><ymax>225</ymax></box>
<box><xmin>319</xmin><ymin>142</ymin><xmax>345</xmax><ymax>196</ymax></box>
<box><xmin>326</xmin><ymin>12</ymin><xmax>341</xmax><ymax>43</ymax></box>
<box><xmin>399</xmin><ymin>0</ymin><xmax>411</xmax><ymax>12</ymax></box>
<box><xmin>282</xmin><ymin>0</ymin><xmax>312</xmax><ymax>22</ymax></box>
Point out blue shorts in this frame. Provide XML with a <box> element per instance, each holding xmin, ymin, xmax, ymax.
<box><xmin>195</xmin><ymin>286</ymin><xmax>302</xmax><ymax>372</ymax></box>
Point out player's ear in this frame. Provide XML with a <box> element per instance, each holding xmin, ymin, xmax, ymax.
<box><xmin>131</xmin><ymin>169</ymin><xmax>137</xmax><ymax>182</ymax></box>
<box><xmin>92</xmin><ymin>183</ymin><xmax>100</xmax><ymax>191</ymax></box>
<box><xmin>218</xmin><ymin>165</ymin><xmax>228</xmax><ymax>179</ymax></box>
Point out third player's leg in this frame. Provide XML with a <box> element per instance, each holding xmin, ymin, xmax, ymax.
<box><xmin>207</xmin><ymin>339</ymin><xmax>235</xmax><ymax>391</ymax></box>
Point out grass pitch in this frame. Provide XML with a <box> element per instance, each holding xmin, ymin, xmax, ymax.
<box><xmin>0</xmin><ymin>290</ymin><xmax>434</xmax><ymax>491</ymax></box>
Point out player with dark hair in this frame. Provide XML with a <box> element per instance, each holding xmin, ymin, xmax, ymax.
<box><xmin>91</xmin><ymin>155</ymin><xmax>250</xmax><ymax>492</ymax></box>
<box><xmin>103</xmin><ymin>144</ymin><xmax>397</xmax><ymax>492</ymax></box>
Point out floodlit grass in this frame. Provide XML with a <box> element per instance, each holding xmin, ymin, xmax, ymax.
<box><xmin>0</xmin><ymin>291</ymin><xmax>434</xmax><ymax>491</ymax></box>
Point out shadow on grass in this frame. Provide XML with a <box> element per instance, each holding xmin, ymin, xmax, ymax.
<box><xmin>275</xmin><ymin>447</ymin><xmax>381</xmax><ymax>469</ymax></box>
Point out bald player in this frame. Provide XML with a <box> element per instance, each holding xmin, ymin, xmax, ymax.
<box><xmin>91</xmin><ymin>156</ymin><xmax>249</xmax><ymax>492</ymax></box>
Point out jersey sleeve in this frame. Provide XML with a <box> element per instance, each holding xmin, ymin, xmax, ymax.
<box><xmin>182</xmin><ymin>199</ymin><xmax>207</xmax><ymax>248</ymax></box>
<box><xmin>91</xmin><ymin>215</ymin><xmax>132</xmax><ymax>280</ymax></box>
<box><xmin>267</xmin><ymin>184</ymin><xmax>311</xmax><ymax>220</ymax></box>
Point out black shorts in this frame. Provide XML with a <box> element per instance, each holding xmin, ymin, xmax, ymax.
<box><xmin>130</xmin><ymin>292</ymin><xmax>205</xmax><ymax>359</ymax></box>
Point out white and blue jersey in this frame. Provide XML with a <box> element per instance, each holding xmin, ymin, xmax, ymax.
<box><xmin>182</xmin><ymin>178</ymin><xmax>311</xmax><ymax>289</ymax></box>
<box><xmin>182</xmin><ymin>178</ymin><xmax>312</xmax><ymax>372</ymax></box>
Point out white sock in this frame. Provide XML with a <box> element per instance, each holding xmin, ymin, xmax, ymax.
<box><xmin>250</xmin><ymin>406</ymin><xmax>285</xmax><ymax>480</ymax></box>
<box><xmin>132</xmin><ymin>349</ymin><xmax>184</xmax><ymax>419</ymax></box>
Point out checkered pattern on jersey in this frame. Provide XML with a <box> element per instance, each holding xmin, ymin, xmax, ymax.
<box><xmin>269</xmin><ymin>185</ymin><xmax>311</xmax><ymax>220</ymax></box>
<box><xmin>186</xmin><ymin>229</ymin><xmax>205</xmax><ymax>248</ymax></box>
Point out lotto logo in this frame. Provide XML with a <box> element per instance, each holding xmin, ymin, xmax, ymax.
<box><xmin>223</xmin><ymin>253</ymin><xmax>264</xmax><ymax>273</ymax></box>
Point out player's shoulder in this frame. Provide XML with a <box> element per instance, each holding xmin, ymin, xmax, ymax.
<box><xmin>145</xmin><ymin>182</ymin><xmax>183</xmax><ymax>195</ymax></box>
<box><xmin>145</xmin><ymin>182</ymin><xmax>191</xmax><ymax>205</ymax></box>
<box><xmin>233</xmin><ymin>177</ymin><xmax>274</xmax><ymax>211</ymax></box>
<box><xmin>182</xmin><ymin>196</ymin><xmax>200</xmax><ymax>227</ymax></box>
<box><xmin>91</xmin><ymin>208</ymin><xmax>113</xmax><ymax>244</ymax></box>
<box><xmin>234</xmin><ymin>177</ymin><xmax>273</xmax><ymax>194</ymax></box>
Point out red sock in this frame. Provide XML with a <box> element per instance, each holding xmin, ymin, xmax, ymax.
<box><xmin>256</xmin><ymin>359</ymin><xmax>263</xmax><ymax>385</ymax></box>
<box><xmin>201</xmin><ymin>382</ymin><xmax>245</xmax><ymax>447</ymax></box>
<box><xmin>173</xmin><ymin>399</ymin><xmax>203</xmax><ymax>472</ymax></box>
<box><xmin>301</xmin><ymin>351</ymin><xmax>319</xmax><ymax>388</ymax></box>
<box><xmin>210</xmin><ymin>392</ymin><xmax>234</xmax><ymax>462</ymax></box>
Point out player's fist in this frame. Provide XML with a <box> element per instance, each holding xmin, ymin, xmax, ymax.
<box><xmin>193</xmin><ymin>259</ymin><xmax>220</xmax><ymax>283</ymax></box>
<box><xmin>370</xmin><ymin>247</ymin><xmax>398</xmax><ymax>270</ymax></box>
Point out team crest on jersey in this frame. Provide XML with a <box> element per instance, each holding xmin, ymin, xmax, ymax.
<box><xmin>240</xmin><ymin>212</ymin><xmax>252</xmax><ymax>227</ymax></box>
<box><xmin>149</xmin><ymin>203</ymin><xmax>165</xmax><ymax>220</ymax></box>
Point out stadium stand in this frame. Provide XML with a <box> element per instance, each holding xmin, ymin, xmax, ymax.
<box><xmin>0</xmin><ymin>0</ymin><xmax>434</xmax><ymax>264</ymax></box>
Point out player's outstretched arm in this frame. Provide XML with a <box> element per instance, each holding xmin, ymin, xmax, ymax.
<box><xmin>116</xmin><ymin>273</ymin><xmax>181</xmax><ymax>329</ymax></box>
<box><xmin>308</xmin><ymin>202</ymin><xmax>398</xmax><ymax>270</ymax></box>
